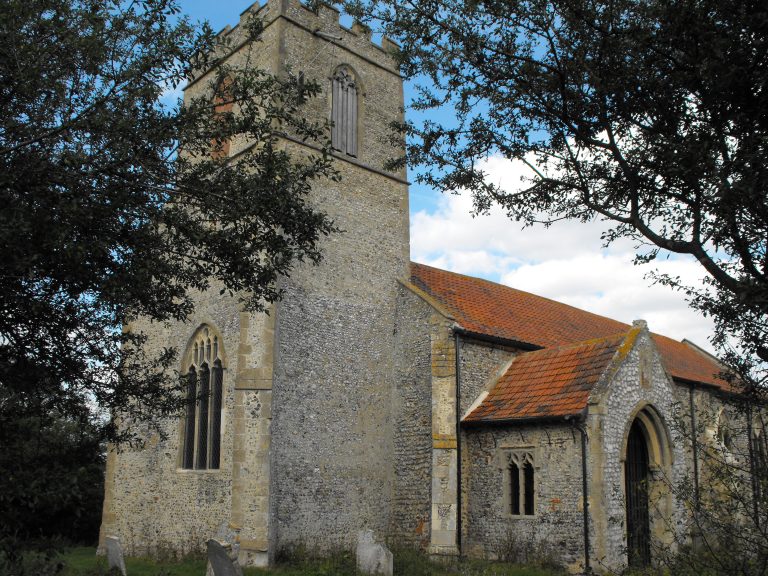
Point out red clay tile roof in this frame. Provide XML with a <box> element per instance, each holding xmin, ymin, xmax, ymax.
<box><xmin>410</xmin><ymin>262</ymin><xmax>727</xmax><ymax>389</ymax></box>
<box><xmin>464</xmin><ymin>332</ymin><xmax>630</xmax><ymax>423</ymax></box>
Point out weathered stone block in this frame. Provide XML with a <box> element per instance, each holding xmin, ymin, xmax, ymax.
<box><xmin>356</xmin><ymin>530</ymin><xmax>393</xmax><ymax>576</ymax></box>
<box><xmin>105</xmin><ymin>535</ymin><xmax>126</xmax><ymax>576</ymax></box>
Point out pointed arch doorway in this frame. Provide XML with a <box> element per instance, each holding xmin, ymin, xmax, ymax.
<box><xmin>625</xmin><ymin>418</ymin><xmax>651</xmax><ymax>567</ymax></box>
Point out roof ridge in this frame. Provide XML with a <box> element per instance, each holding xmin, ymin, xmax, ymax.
<box><xmin>519</xmin><ymin>330</ymin><xmax>631</xmax><ymax>356</ymax></box>
<box><xmin>410</xmin><ymin>260</ymin><xmax>631</xmax><ymax>329</ymax></box>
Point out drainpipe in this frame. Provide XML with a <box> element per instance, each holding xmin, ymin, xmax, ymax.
<box><xmin>580</xmin><ymin>423</ymin><xmax>592</xmax><ymax>574</ymax></box>
<box><xmin>688</xmin><ymin>385</ymin><xmax>700</xmax><ymax>510</ymax></box>
<box><xmin>747</xmin><ymin>403</ymin><xmax>760</xmax><ymax>528</ymax></box>
<box><xmin>454</xmin><ymin>331</ymin><xmax>462</xmax><ymax>555</ymax></box>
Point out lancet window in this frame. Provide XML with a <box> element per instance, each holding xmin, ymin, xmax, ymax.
<box><xmin>331</xmin><ymin>66</ymin><xmax>358</xmax><ymax>157</ymax></box>
<box><xmin>503</xmin><ymin>449</ymin><xmax>536</xmax><ymax>516</ymax></box>
<box><xmin>181</xmin><ymin>326</ymin><xmax>225</xmax><ymax>470</ymax></box>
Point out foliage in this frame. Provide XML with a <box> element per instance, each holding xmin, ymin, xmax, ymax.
<box><xmin>1</xmin><ymin>545</ymin><xmax>67</xmax><ymax>576</ymax></box>
<box><xmin>342</xmin><ymin>0</ymin><xmax>768</xmax><ymax>386</ymax></box>
<box><xmin>0</xmin><ymin>0</ymin><xmax>336</xmax><ymax>450</ymax></box>
<box><xmin>0</xmin><ymin>364</ymin><xmax>105</xmax><ymax>573</ymax></box>
<box><xmin>632</xmin><ymin>398</ymin><xmax>768</xmax><ymax>576</ymax></box>
<box><xmin>495</xmin><ymin>530</ymin><xmax>563</xmax><ymax>572</ymax></box>
<box><xmin>1</xmin><ymin>0</ymin><xmax>337</xmax><ymax>564</ymax></box>
<box><xmin>0</xmin><ymin>408</ymin><xmax>104</xmax><ymax>544</ymax></box>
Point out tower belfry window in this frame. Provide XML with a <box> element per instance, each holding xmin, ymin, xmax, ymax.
<box><xmin>331</xmin><ymin>66</ymin><xmax>358</xmax><ymax>157</ymax></box>
<box><xmin>181</xmin><ymin>326</ymin><xmax>225</xmax><ymax>470</ymax></box>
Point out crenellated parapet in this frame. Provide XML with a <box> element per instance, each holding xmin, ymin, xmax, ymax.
<box><xmin>214</xmin><ymin>0</ymin><xmax>400</xmax><ymax>74</ymax></box>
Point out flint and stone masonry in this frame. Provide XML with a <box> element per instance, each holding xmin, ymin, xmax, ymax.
<box><xmin>100</xmin><ymin>2</ymin><xmax>744</xmax><ymax>572</ymax></box>
<box><xmin>101</xmin><ymin>0</ymin><xmax>408</xmax><ymax>566</ymax></box>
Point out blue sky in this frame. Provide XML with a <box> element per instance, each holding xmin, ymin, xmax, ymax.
<box><xmin>180</xmin><ymin>1</ymin><xmax>256</xmax><ymax>31</ymax></box>
<box><xmin>176</xmin><ymin>1</ymin><xmax>715</xmax><ymax>349</ymax></box>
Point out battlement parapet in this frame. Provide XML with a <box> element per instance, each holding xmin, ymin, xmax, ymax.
<box><xmin>218</xmin><ymin>0</ymin><xmax>399</xmax><ymax>73</ymax></box>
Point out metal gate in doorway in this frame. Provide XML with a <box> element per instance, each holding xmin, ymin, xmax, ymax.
<box><xmin>625</xmin><ymin>419</ymin><xmax>651</xmax><ymax>567</ymax></box>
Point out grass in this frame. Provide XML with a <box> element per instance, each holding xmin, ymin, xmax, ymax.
<box><xmin>59</xmin><ymin>547</ymin><xmax>565</xmax><ymax>576</ymax></box>
<box><xmin>60</xmin><ymin>547</ymin><xmax>206</xmax><ymax>576</ymax></box>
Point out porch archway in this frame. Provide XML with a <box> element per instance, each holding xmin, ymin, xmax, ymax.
<box><xmin>622</xmin><ymin>405</ymin><xmax>673</xmax><ymax>568</ymax></box>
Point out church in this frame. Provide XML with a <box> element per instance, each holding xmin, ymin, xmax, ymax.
<box><xmin>99</xmin><ymin>1</ymin><xmax>735</xmax><ymax>573</ymax></box>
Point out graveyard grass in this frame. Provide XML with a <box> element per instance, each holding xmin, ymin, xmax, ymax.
<box><xmin>60</xmin><ymin>547</ymin><xmax>566</xmax><ymax>576</ymax></box>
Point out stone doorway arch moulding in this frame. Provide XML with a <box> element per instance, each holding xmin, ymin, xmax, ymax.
<box><xmin>620</xmin><ymin>403</ymin><xmax>675</xmax><ymax>568</ymax></box>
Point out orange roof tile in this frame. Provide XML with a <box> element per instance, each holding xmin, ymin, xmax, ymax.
<box><xmin>464</xmin><ymin>333</ymin><xmax>628</xmax><ymax>423</ymax></box>
<box><xmin>410</xmin><ymin>262</ymin><xmax>727</xmax><ymax>389</ymax></box>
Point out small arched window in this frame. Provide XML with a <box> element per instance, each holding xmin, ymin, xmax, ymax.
<box><xmin>717</xmin><ymin>409</ymin><xmax>735</xmax><ymax>452</ymax></box>
<box><xmin>181</xmin><ymin>326</ymin><xmax>225</xmax><ymax>470</ymax></box>
<box><xmin>331</xmin><ymin>66</ymin><xmax>358</xmax><ymax>157</ymax></box>
<box><xmin>503</xmin><ymin>448</ymin><xmax>535</xmax><ymax>516</ymax></box>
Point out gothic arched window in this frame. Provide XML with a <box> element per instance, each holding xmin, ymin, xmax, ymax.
<box><xmin>181</xmin><ymin>325</ymin><xmax>225</xmax><ymax>470</ymax></box>
<box><xmin>503</xmin><ymin>448</ymin><xmax>536</xmax><ymax>516</ymax></box>
<box><xmin>331</xmin><ymin>66</ymin><xmax>358</xmax><ymax>157</ymax></box>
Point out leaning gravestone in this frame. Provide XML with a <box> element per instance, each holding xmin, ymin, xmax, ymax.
<box><xmin>356</xmin><ymin>530</ymin><xmax>393</xmax><ymax>576</ymax></box>
<box><xmin>104</xmin><ymin>535</ymin><xmax>127</xmax><ymax>576</ymax></box>
<box><xmin>207</xmin><ymin>539</ymin><xmax>242</xmax><ymax>576</ymax></box>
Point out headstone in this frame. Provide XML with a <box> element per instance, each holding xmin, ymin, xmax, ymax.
<box><xmin>356</xmin><ymin>530</ymin><xmax>393</xmax><ymax>576</ymax></box>
<box><xmin>207</xmin><ymin>539</ymin><xmax>242</xmax><ymax>576</ymax></box>
<box><xmin>104</xmin><ymin>535</ymin><xmax>127</xmax><ymax>576</ymax></box>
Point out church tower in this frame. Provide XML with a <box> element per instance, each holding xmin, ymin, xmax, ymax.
<box><xmin>99</xmin><ymin>0</ymin><xmax>409</xmax><ymax>567</ymax></box>
<box><xmin>265</xmin><ymin>0</ymin><xmax>409</xmax><ymax>560</ymax></box>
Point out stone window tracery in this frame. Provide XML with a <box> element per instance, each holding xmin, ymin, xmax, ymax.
<box><xmin>716</xmin><ymin>409</ymin><xmax>736</xmax><ymax>453</ymax></box>
<box><xmin>331</xmin><ymin>66</ymin><xmax>358</xmax><ymax>157</ymax></box>
<box><xmin>181</xmin><ymin>326</ymin><xmax>225</xmax><ymax>470</ymax></box>
<box><xmin>503</xmin><ymin>448</ymin><xmax>536</xmax><ymax>516</ymax></box>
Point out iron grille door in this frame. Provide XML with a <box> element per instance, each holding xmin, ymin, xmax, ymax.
<box><xmin>625</xmin><ymin>420</ymin><xmax>651</xmax><ymax>567</ymax></box>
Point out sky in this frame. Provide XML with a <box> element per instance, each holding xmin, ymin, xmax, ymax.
<box><xmin>177</xmin><ymin>1</ymin><xmax>716</xmax><ymax>351</ymax></box>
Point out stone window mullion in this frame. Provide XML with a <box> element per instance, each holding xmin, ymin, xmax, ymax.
<box><xmin>182</xmin><ymin>367</ymin><xmax>197</xmax><ymax>469</ymax></box>
<box><xmin>331</xmin><ymin>67</ymin><xmax>358</xmax><ymax>157</ymax></box>
<box><xmin>210</xmin><ymin>359</ymin><xmax>224</xmax><ymax>469</ymax></box>
<box><xmin>181</xmin><ymin>326</ymin><xmax>226</xmax><ymax>471</ymax></box>
<box><xmin>503</xmin><ymin>448</ymin><xmax>536</xmax><ymax>517</ymax></box>
<box><xmin>196</xmin><ymin>363</ymin><xmax>210</xmax><ymax>470</ymax></box>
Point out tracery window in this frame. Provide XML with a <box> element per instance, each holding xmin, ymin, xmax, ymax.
<box><xmin>181</xmin><ymin>326</ymin><xmax>225</xmax><ymax>470</ymax></box>
<box><xmin>331</xmin><ymin>66</ymin><xmax>358</xmax><ymax>157</ymax></box>
<box><xmin>717</xmin><ymin>409</ymin><xmax>735</xmax><ymax>452</ymax></box>
<box><xmin>503</xmin><ymin>449</ymin><xmax>536</xmax><ymax>516</ymax></box>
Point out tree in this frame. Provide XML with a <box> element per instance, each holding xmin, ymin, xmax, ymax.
<box><xmin>0</xmin><ymin>366</ymin><xmax>105</xmax><ymax>559</ymax></box>
<box><xmin>635</xmin><ymin>397</ymin><xmax>768</xmax><ymax>576</ymax></box>
<box><xmin>343</xmin><ymin>0</ymin><xmax>768</xmax><ymax>386</ymax></box>
<box><xmin>0</xmin><ymin>0</ymin><xmax>337</xmax><ymax>452</ymax></box>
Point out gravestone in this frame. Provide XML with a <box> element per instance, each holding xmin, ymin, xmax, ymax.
<box><xmin>356</xmin><ymin>530</ymin><xmax>393</xmax><ymax>576</ymax></box>
<box><xmin>104</xmin><ymin>535</ymin><xmax>127</xmax><ymax>576</ymax></box>
<box><xmin>207</xmin><ymin>539</ymin><xmax>242</xmax><ymax>576</ymax></box>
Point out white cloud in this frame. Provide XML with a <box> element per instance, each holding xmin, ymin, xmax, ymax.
<box><xmin>410</xmin><ymin>155</ymin><xmax>716</xmax><ymax>351</ymax></box>
<box><xmin>159</xmin><ymin>78</ymin><xmax>185</xmax><ymax>108</ymax></box>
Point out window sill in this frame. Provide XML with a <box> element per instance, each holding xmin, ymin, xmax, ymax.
<box><xmin>176</xmin><ymin>468</ymin><xmax>223</xmax><ymax>474</ymax></box>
